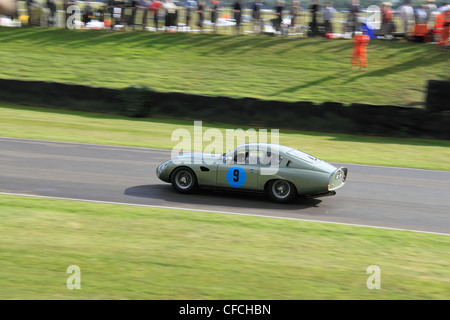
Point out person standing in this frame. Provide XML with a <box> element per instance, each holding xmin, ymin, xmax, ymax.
<box><xmin>150</xmin><ymin>0</ymin><xmax>163</xmax><ymax>30</ymax></box>
<box><xmin>438</xmin><ymin>5</ymin><xmax>450</xmax><ymax>47</ymax></box>
<box><xmin>26</xmin><ymin>0</ymin><xmax>34</xmax><ymax>25</ymax></box>
<box><xmin>233</xmin><ymin>0</ymin><xmax>243</xmax><ymax>35</ymax></box>
<box><xmin>438</xmin><ymin>1</ymin><xmax>450</xmax><ymax>13</ymax></box>
<box><xmin>252</xmin><ymin>0</ymin><xmax>264</xmax><ymax>34</ymax></box>
<box><xmin>47</xmin><ymin>0</ymin><xmax>57</xmax><ymax>26</ymax></box>
<box><xmin>196</xmin><ymin>1</ymin><xmax>205</xmax><ymax>30</ymax></box>
<box><xmin>290</xmin><ymin>1</ymin><xmax>300</xmax><ymax>30</ymax></box>
<box><xmin>426</xmin><ymin>0</ymin><xmax>437</xmax><ymax>27</ymax></box>
<box><xmin>210</xmin><ymin>0</ymin><xmax>220</xmax><ymax>32</ymax></box>
<box><xmin>322</xmin><ymin>1</ymin><xmax>336</xmax><ymax>34</ymax></box>
<box><xmin>415</xmin><ymin>4</ymin><xmax>428</xmax><ymax>25</ymax></box>
<box><xmin>380</xmin><ymin>2</ymin><xmax>394</xmax><ymax>36</ymax></box>
<box><xmin>397</xmin><ymin>0</ymin><xmax>414</xmax><ymax>38</ymax></box>
<box><xmin>273</xmin><ymin>0</ymin><xmax>284</xmax><ymax>32</ymax></box>
<box><xmin>82</xmin><ymin>0</ymin><xmax>92</xmax><ymax>25</ymax></box>
<box><xmin>164</xmin><ymin>0</ymin><xmax>177</xmax><ymax>30</ymax></box>
<box><xmin>126</xmin><ymin>0</ymin><xmax>139</xmax><ymax>29</ymax></box>
<box><xmin>347</xmin><ymin>0</ymin><xmax>360</xmax><ymax>36</ymax></box>
<box><xmin>184</xmin><ymin>0</ymin><xmax>197</xmax><ymax>28</ymax></box>
<box><xmin>309</xmin><ymin>0</ymin><xmax>320</xmax><ymax>37</ymax></box>
<box><xmin>136</xmin><ymin>0</ymin><xmax>150</xmax><ymax>29</ymax></box>
<box><xmin>351</xmin><ymin>31</ymin><xmax>369</xmax><ymax>70</ymax></box>
<box><xmin>110</xmin><ymin>0</ymin><xmax>125</xmax><ymax>30</ymax></box>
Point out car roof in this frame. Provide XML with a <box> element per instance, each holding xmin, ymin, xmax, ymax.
<box><xmin>237</xmin><ymin>143</ymin><xmax>293</xmax><ymax>154</ymax></box>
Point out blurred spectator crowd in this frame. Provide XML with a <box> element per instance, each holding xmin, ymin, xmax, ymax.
<box><xmin>0</xmin><ymin>0</ymin><xmax>449</xmax><ymax>45</ymax></box>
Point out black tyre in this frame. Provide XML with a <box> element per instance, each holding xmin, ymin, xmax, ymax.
<box><xmin>268</xmin><ymin>180</ymin><xmax>297</xmax><ymax>203</ymax></box>
<box><xmin>171</xmin><ymin>167</ymin><xmax>198</xmax><ymax>194</ymax></box>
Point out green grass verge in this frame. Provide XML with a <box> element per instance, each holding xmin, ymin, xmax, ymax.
<box><xmin>0</xmin><ymin>27</ymin><xmax>448</xmax><ymax>107</ymax></box>
<box><xmin>0</xmin><ymin>194</ymin><xmax>448</xmax><ymax>299</ymax></box>
<box><xmin>1</xmin><ymin>104</ymin><xmax>449</xmax><ymax>171</ymax></box>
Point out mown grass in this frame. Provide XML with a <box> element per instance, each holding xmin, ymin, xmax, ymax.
<box><xmin>0</xmin><ymin>27</ymin><xmax>448</xmax><ymax>107</ymax></box>
<box><xmin>0</xmin><ymin>194</ymin><xmax>449</xmax><ymax>300</ymax></box>
<box><xmin>1</xmin><ymin>103</ymin><xmax>449</xmax><ymax>170</ymax></box>
<box><xmin>1</xmin><ymin>25</ymin><xmax>449</xmax><ymax>302</ymax></box>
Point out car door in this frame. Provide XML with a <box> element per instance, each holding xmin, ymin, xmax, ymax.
<box><xmin>216</xmin><ymin>148</ymin><xmax>259</xmax><ymax>190</ymax></box>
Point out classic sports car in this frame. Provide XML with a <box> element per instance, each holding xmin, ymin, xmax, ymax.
<box><xmin>156</xmin><ymin>143</ymin><xmax>347</xmax><ymax>203</ymax></box>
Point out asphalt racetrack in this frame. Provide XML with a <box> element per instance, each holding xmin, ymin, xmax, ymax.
<box><xmin>1</xmin><ymin>137</ymin><xmax>449</xmax><ymax>235</ymax></box>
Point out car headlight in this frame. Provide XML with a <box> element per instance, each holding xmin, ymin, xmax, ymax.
<box><xmin>158</xmin><ymin>161</ymin><xmax>170</xmax><ymax>173</ymax></box>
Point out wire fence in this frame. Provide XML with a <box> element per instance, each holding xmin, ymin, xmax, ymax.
<box><xmin>2</xmin><ymin>0</ymin><xmax>447</xmax><ymax>44</ymax></box>
<box><xmin>4</xmin><ymin>0</ymin><xmax>388</xmax><ymax>37</ymax></box>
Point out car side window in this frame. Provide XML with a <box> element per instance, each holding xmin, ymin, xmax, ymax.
<box><xmin>235</xmin><ymin>150</ymin><xmax>248</xmax><ymax>164</ymax></box>
<box><xmin>232</xmin><ymin>149</ymin><xmax>281</xmax><ymax>166</ymax></box>
<box><xmin>260</xmin><ymin>152</ymin><xmax>281</xmax><ymax>166</ymax></box>
<box><xmin>234</xmin><ymin>149</ymin><xmax>261</xmax><ymax>165</ymax></box>
<box><xmin>247</xmin><ymin>150</ymin><xmax>261</xmax><ymax>165</ymax></box>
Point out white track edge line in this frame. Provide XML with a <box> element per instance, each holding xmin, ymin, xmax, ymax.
<box><xmin>0</xmin><ymin>136</ymin><xmax>169</xmax><ymax>152</ymax></box>
<box><xmin>0</xmin><ymin>192</ymin><xmax>448</xmax><ymax>236</ymax></box>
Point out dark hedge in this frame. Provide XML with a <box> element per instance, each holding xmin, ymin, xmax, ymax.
<box><xmin>0</xmin><ymin>78</ymin><xmax>448</xmax><ymax>140</ymax></box>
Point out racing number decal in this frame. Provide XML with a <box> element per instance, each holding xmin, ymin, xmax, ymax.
<box><xmin>233</xmin><ymin>169</ymin><xmax>239</xmax><ymax>182</ymax></box>
<box><xmin>226</xmin><ymin>167</ymin><xmax>246</xmax><ymax>188</ymax></box>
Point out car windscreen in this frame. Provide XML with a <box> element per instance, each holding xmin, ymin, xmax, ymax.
<box><xmin>286</xmin><ymin>149</ymin><xmax>319</xmax><ymax>163</ymax></box>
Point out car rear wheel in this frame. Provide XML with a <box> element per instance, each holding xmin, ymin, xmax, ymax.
<box><xmin>268</xmin><ymin>180</ymin><xmax>297</xmax><ymax>203</ymax></box>
<box><xmin>171</xmin><ymin>167</ymin><xmax>198</xmax><ymax>194</ymax></box>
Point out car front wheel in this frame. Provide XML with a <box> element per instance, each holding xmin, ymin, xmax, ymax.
<box><xmin>268</xmin><ymin>180</ymin><xmax>297</xmax><ymax>203</ymax></box>
<box><xmin>171</xmin><ymin>167</ymin><xmax>198</xmax><ymax>194</ymax></box>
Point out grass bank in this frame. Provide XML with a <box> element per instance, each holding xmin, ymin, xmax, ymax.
<box><xmin>0</xmin><ymin>194</ymin><xmax>448</xmax><ymax>299</ymax></box>
<box><xmin>1</xmin><ymin>104</ymin><xmax>449</xmax><ymax>170</ymax></box>
<box><xmin>0</xmin><ymin>27</ymin><xmax>448</xmax><ymax>107</ymax></box>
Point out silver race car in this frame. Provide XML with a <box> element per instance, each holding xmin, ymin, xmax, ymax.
<box><xmin>156</xmin><ymin>143</ymin><xmax>347</xmax><ymax>203</ymax></box>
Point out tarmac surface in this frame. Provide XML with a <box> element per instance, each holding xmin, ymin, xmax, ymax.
<box><xmin>1</xmin><ymin>137</ymin><xmax>449</xmax><ymax>235</ymax></box>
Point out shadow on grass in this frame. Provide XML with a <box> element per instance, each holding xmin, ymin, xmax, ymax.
<box><xmin>270</xmin><ymin>47</ymin><xmax>447</xmax><ymax>101</ymax></box>
<box><xmin>124</xmin><ymin>184</ymin><xmax>323</xmax><ymax>211</ymax></box>
<box><xmin>0</xmin><ymin>27</ymin><xmax>259</xmax><ymax>49</ymax></box>
<box><xmin>344</xmin><ymin>51</ymin><xmax>448</xmax><ymax>83</ymax></box>
<box><xmin>0</xmin><ymin>27</ymin><xmax>335</xmax><ymax>55</ymax></box>
<box><xmin>271</xmin><ymin>70</ymin><xmax>352</xmax><ymax>95</ymax></box>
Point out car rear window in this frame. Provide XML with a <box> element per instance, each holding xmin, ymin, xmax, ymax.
<box><xmin>286</xmin><ymin>149</ymin><xmax>319</xmax><ymax>163</ymax></box>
